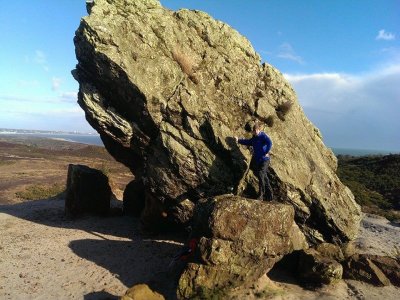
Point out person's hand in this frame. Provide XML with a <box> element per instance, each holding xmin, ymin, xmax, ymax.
<box><xmin>234</xmin><ymin>136</ymin><xmax>239</xmax><ymax>142</ymax></box>
<box><xmin>265</xmin><ymin>153</ymin><xmax>270</xmax><ymax>158</ymax></box>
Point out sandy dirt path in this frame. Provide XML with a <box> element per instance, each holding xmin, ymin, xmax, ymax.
<box><xmin>0</xmin><ymin>198</ymin><xmax>184</xmax><ymax>300</ymax></box>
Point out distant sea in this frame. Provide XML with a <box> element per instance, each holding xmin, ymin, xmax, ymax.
<box><xmin>0</xmin><ymin>132</ymin><xmax>104</xmax><ymax>146</ymax></box>
<box><xmin>39</xmin><ymin>133</ymin><xmax>104</xmax><ymax>146</ymax></box>
<box><xmin>331</xmin><ymin>147</ymin><xmax>399</xmax><ymax>157</ymax></box>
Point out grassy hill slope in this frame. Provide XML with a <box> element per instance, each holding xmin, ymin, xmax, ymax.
<box><xmin>337</xmin><ymin>154</ymin><xmax>400</xmax><ymax>221</ymax></box>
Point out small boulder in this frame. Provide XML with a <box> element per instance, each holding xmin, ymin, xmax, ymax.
<box><xmin>369</xmin><ymin>255</ymin><xmax>400</xmax><ymax>287</ymax></box>
<box><xmin>121</xmin><ymin>284</ymin><xmax>164</xmax><ymax>300</ymax></box>
<box><xmin>343</xmin><ymin>254</ymin><xmax>391</xmax><ymax>286</ymax></box>
<box><xmin>65</xmin><ymin>164</ymin><xmax>111</xmax><ymax>217</ymax></box>
<box><xmin>297</xmin><ymin>248</ymin><xmax>343</xmax><ymax>286</ymax></box>
<box><xmin>123</xmin><ymin>179</ymin><xmax>145</xmax><ymax>217</ymax></box>
<box><xmin>341</xmin><ymin>241</ymin><xmax>357</xmax><ymax>259</ymax></box>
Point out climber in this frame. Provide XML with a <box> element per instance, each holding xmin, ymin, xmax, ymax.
<box><xmin>235</xmin><ymin>122</ymin><xmax>273</xmax><ymax>201</ymax></box>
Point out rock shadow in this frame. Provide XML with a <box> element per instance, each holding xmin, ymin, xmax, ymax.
<box><xmin>0</xmin><ymin>195</ymin><xmax>138</xmax><ymax>239</ymax></box>
<box><xmin>0</xmin><ymin>196</ymin><xmax>186</xmax><ymax>299</ymax></box>
<box><xmin>267</xmin><ymin>252</ymin><xmax>301</xmax><ymax>286</ymax></box>
<box><xmin>70</xmin><ymin>238</ymin><xmax>182</xmax><ymax>299</ymax></box>
<box><xmin>83</xmin><ymin>291</ymin><xmax>119</xmax><ymax>300</ymax></box>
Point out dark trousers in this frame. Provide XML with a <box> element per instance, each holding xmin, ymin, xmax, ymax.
<box><xmin>255</xmin><ymin>160</ymin><xmax>273</xmax><ymax>201</ymax></box>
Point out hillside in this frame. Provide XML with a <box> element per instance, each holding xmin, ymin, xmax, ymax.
<box><xmin>337</xmin><ymin>154</ymin><xmax>400</xmax><ymax>220</ymax></box>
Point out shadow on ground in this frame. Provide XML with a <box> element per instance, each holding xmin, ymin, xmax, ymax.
<box><xmin>0</xmin><ymin>196</ymin><xmax>186</xmax><ymax>299</ymax></box>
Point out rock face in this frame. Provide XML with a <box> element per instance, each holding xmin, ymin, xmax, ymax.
<box><xmin>177</xmin><ymin>195</ymin><xmax>306</xmax><ymax>299</ymax></box>
<box><xmin>73</xmin><ymin>0</ymin><xmax>361</xmax><ymax>243</ymax></box>
<box><xmin>65</xmin><ymin>164</ymin><xmax>111</xmax><ymax>217</ymax></box>
<box><xmin>316</xmin><ymin>242</ymin><xmax>345</xmax><ymax>262</ymax></box>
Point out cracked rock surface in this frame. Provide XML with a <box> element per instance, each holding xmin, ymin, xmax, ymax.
<box><xmin>73</xmin><ymin>0</ymin><xmax>361</xmax><ymax>243</ymax></box>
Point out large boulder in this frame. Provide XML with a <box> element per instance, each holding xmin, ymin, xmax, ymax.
<box><xmin>73</xmin><ymin>0</ymin><xmax>361</xmax><ymax>243</ymax></box>
<box><xmin>177</xmin><ymin>195</ymin><xmax>307</xmax><ymax>298</ymax></box>
<box><xmin>65</xmin><ymin>164</ymin><xmax>111</xmax><ymax>217</ymax></box>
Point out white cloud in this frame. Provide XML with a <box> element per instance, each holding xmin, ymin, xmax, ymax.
<box><xmin>33</xmin><ymin>50</ymin><xmax>49</xmax><ymax>71</ymax></box>
<box><xmin>277</xmin><ymin>43</ymin><xmax>304</xmax><ymax>64</ymax></box>
<box><xmin>34</xmin><ymin>50</ymin><xmax>47</xmax><ymax>64</ymax></box>
<box><xmin>17</xmin><ymin>80</ymin><xmax>40</xmax><ymax>88</ymax></box>
<box><xmin>0</xmin><ymin>105</ymin><xmax>92</xmax><ymax>133</ymax></box>
<box><xmin>0</xmin><ymin>91</ymin><xmax>78</xmax><ymax>104</ymax></box>
<box><xmin>376</xmin><ymin>29</ymin><xmax>396</xmax><ymax>41</ymax></box>
<box><xmin>259</xmin><ymin>49</ymin><xmax>272</xmax><ymax>56</ymax></box>
<box><xmin>284</xmin><ymin>65</ymin><xmax>400</xmax><ymax>150</ymax></box>
<box><xmin>0</xmin><ymin>107</ymin><xmax>82</xmax><ymax>116</ymax></box>
<box><xmin>52</xmin><ymin>77</ymin><xmax>62</xmax><ymax>91</ymax></box>
<box><xmin>30</xmin><ymin>107</ymin><xmax>82</xmax><ymax>116</ymax></box>
<box><xmin>60</xmin><ymin>92</ymin><xmax>78</xmax><ymax>101</ymax></box>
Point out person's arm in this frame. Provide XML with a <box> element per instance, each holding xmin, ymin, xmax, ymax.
<box><xmin>236</xmin><ymin>137</ymin><xmax>253</xmax><ymax>146</ymax></box>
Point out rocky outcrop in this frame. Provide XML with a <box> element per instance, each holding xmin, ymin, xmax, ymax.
<box><xmin>73</xmin><ymin>0</ymin><xmax>361</xmax><ymax>243</ymax></box>
<box><xmin>65</xmin><ymin>164</ymin><xmax>111</xmax><ymax>217</ymax></box>
<box><xmin>177</xmin><ymin>195</ymin><xmax>307</xmax><ymax>298</ymax></box>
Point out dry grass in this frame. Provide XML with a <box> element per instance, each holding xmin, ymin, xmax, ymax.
<box><xmin>172</xmin><ymin>47</ymin><xmax>198</xmax><ymax>83</ymax></box>
<box><xmin>16</xmin><ymin>183</ymin><xmax>65</xmax><ymax>201</ymax></box>
<box><xmin>99</xmin><ymin>162</ymin><xmax>111</xmax><ymax>176</ymax></box>
<box><xmin>0</xmin><ymin>159</ymin><xmax>15</xmax><ymax>166</ymax></box>
<box><xmin>276</xmin><ymin>100</ymin><xmax>293</xmax><ymax>121</ymax></box>
<box><xmin>264</xmin><ymin>116</ymin><xmax>274</xmax><ymax>127</ymax></box>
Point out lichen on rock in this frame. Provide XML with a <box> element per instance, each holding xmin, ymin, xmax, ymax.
<box><xmin>73</xmin><ymin>0</ymin><xmax>361</xmax><ymax>245</ymax></box>
<box><xmin>177</xmin><ymin>195</ymin><xmax>305</xmax><ymax>299</ymax></box>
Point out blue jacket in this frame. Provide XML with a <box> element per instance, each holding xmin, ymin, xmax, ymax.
<box><xmin>238</xmin><ymin>131</ymin><xmax>272</xmax><ymax>164</ymax></box>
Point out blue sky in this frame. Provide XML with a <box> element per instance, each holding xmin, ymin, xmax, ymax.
<box><xmin>0</xmin><ymin>1</ymin><xmax>399</xmax><ymax>151</ymax></box>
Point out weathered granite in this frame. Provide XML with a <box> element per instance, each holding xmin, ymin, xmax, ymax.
<box><xmin>177</xmin><ymin>195</ymin><xmax>307</xmax><ymax>298</ymax></box>
<box><xmin>73</xmin><ymin>0</ymin><xmax>361</xmax><ymax>243</ymax></box>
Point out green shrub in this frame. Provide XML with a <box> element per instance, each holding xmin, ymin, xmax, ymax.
<box><xmin>16</xmin><ymin>183</ymin><xmax>65</xmax><ymax>200</ymax></box>
<box><xmin>337</xmin><ymin>154</ymin><xmax>400</xmax><ymax>219</ymax></box>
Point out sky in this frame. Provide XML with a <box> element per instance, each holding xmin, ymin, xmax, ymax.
<box><xmin>0</xmin><ymin>1</ymin><xmax>399</xmax><ymax>151</ymax></box>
